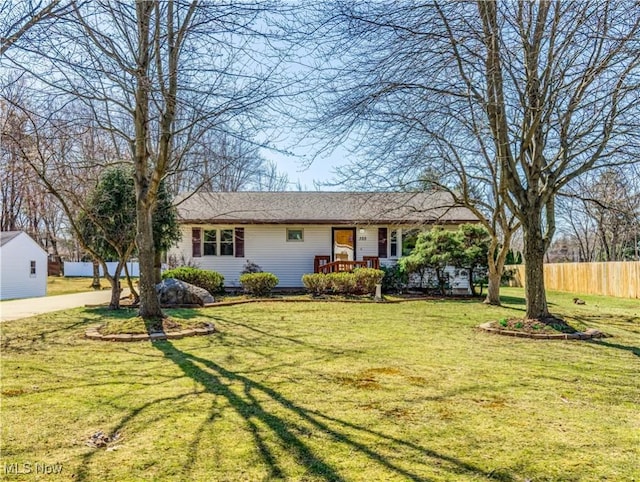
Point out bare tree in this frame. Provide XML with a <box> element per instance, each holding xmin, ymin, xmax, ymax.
<box><xmin>1</xmin><ymin>92</ymin><xmax>69</xmax><ymax>261</ymax></box>
<box><xmin>1</xmin><ymin>97</ymin><xmax>31</xmax><ymax>231</ymax></box>
<box><xmin>3</xmin><ymin>1</ymin><xmax>287</xmax><ymax>319</ymax></box>
<box><xmin>171</xmin><ymin>131</ymin><xmax>289</xmax><ymax>194</ymax></box>
<box><xmin>556</xmin><ymin>194</ymin><xmax>598</xmax><ymax>262</ymax></box>
<box><xmin>559</xmin><ymin>167</ymin><xmax>640</xmax><ymax>261</ymax></box>
<box><xmin>253</xmin><ymin>160</ymin><xmax>289</xmax><ymax>192</ymax></box>
<box><xmin>306</xmin><ymin>1</ymin><xmax>640</xmax><ymax>319</ymax></box>
<box><xmin>0</xmin><ymin>88</ymin><xmax>149</xmax><ymax>308</ymax></box>
<box><xmin>0</xmin><ymin>0</ymin><xmax>75</xmax><ymax>55</ymax></box>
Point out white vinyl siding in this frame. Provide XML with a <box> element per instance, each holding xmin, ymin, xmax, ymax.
<box><xmin>169</xmin><ymin>224</ymin><xmax>406</xmax><ymax>288</ymax></box>
<box><xmin>0</xmin><ymin>233</ymin><xmax>48</xmax><ymax>300</ymax></box>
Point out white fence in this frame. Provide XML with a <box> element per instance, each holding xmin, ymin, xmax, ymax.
<box><xmin>64</xmin><ymin>261</ymin><xmax>140</xmax><ymax>277</ymax></box>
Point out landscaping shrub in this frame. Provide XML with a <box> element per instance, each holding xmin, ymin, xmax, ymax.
<box><xmin>302</xmin><ymin>273</ymin><xmax>330</xmax><ymax>295</ymax></box>
<box><xmin>162</xmin><ymin>267</ymin><xmax>224</xmax><ymax>294</ymax></box>
<box><xmin>328</xmin><ymin>272</ymin><xmax>357</xmax><ymax>294</ymax></box>
<box><xmin>303</xmin><ymin>270</ymin><xmax>384</xmax><ymax>296</ymax></box>
<box><xmin>381</xmin><ymin>264</ymin><xmax>408</xmax><ymax>293</ymax></box>
<box><xmin>240</xmin><ymin>272</ymin><xmax>279</xmax><ymax>296</ymax></box>
<box><xmin>353</xmin><ymin>268</ymin><xmax>384</xmax><ymax>294</ymax></box>
<box><xmin>241</xmin><ymin>260</ymin><xmax>263</xmax><ymax>275</ymax></box>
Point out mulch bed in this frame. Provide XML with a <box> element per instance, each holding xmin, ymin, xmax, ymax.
<box><xmin>490</xmin><ymin>316</ymin><xmax>578</xmax><ymax>334</ymax></box>
<box><xmin>479</xmin><ymin>317</ymin><xmax>608</xmax><ymax>340</ymax></box>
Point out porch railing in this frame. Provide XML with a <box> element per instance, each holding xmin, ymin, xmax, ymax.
<box><xmin>314</xmin><ymin>256</ymin><xmax>380</xmax><ymax>274</ymax></box>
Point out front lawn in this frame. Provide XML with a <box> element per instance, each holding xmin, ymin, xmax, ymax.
<box><xmin>46</xmin><ymin>276</ymin><xmax>111</xmax><ymax>296</ymax></box>
<box><xmin>1</xmin><ymin>288</ymin><xmax>638</xmax><ymax>481</ymax></box>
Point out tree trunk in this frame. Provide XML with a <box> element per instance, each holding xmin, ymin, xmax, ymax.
<box><xmin>522</xmin><ymin>219</ymin><xmax>549</xmax><ymax>319</ymax></box>
<box><xmin>136</xmin><ymin>201</ymin><xmax>164</xmax><ymax>319</ymax></box>
<box><xmin>484</xmin><ymin>240</ymin><xmax>510</xmax><ymax>306</ymax></box>
<box><xmin>468</xmin><ymin>269</ymin><xmax>476</xmax><ymax>296</ymax></box>
<box><xmin>154</xmin><ymin>250</ymin><xmax>162</xmax><ymax>284</ymax></box>
<box><xmin>91</xmin><ymin>259</ymin><xmax>101</xmax><ymax>290</ymax></box>
<box><xmin>484</xmin><ymin>263</ymin><xmax>501</xmax><ymax>305</ymax></box>
<box><xmin>436</xmin><ymin>267</ymin><xmax>447</xmax><ymax>295</ymax></box>
<box><xmin>107</xmin><ymin>263</ymin><xmax>123</xmax><ymax>310</ymax></box>
<box><xmin>123</xmin><ymin>261</ymin><xmax>139</xmax><ymax>304</ymax></box>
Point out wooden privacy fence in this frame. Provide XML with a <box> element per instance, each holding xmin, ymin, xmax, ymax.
<box><xmin>506</xmin><ymin>262</ymin><xmax>640</xmax><ymax>299</ymax></box>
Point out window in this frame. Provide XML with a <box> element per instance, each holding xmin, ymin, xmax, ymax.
<box><xmin>195</xmin><ymin>227</ymin><xmax>241</xmax><ymax>256</ymax></box>
<box><xmin>203</xmin><ymin>230</ymin><xmax>217</xmax><ymax>256</ymax></box>
<box><xmin>30</xmin><ymin>260</ymin><xmax>36</xmax><ymax>276</ymax></box>
<box><xmin>390</xmin><ymin>230</ymin><xmax>398</xmax><ymax>257</ymax></box>
<box><xmin>220</xmin><ymin>229</ymin><xmax>234</xmax><ymax>256</ymax></box>
<box><xmin>287</xmin><ymin>228</ymin><xmax>304</xmax><ymax>242</ymax></box>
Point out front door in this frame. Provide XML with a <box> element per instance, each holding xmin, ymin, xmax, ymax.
<box><xmin>332</xmin><ymin>228</ymin><xmax>356</xmax><ymax>261</ymax></box>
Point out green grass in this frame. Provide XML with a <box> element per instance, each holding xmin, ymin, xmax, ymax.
<box><xmin>47</xmin><ymin>276</ymin><xmax>110</xmax><ymax>296</ymax></box>
<box><xmin>96</xmin><ymin>308</ymin><xmax>213</xmax><ymax>335</ymax></box>
<box><xmin>1</xmin><ymin>288</ymin><xmax>638</xmax><ymax>481</ymax></box>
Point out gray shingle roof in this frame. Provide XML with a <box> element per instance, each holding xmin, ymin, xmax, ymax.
<box><xmin>0</xmin><ymin>231</ymin><xmax>22</xmax><ymax>247</ymax></box>
<box><xmin>176</xmin><ymin>191</ymin><xmax>477</xmax><ymax>225</ymax></box>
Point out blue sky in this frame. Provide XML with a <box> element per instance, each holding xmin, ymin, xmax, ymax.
<box><xmin>263</xmin><ymin>145</ymin><xmax>350</xmax><ymax>190</ymax></box>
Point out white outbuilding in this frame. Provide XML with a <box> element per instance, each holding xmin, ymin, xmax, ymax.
<box><xmin>0</xmin><ymin>231</ymin><xmax>48</xmax><ymax>300</ymax></box>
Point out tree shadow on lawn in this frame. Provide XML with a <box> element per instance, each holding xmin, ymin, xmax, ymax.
<box><xmin>0</xmin><ymin>315</ymin><xmax>94</xmax><ymax>354</ymax></box>
<box><xmin>499</xmin><ymin>295</ymin><xmax>526</xmax><ymax>306</ymax></box>
<box><xmin>499</xmin><ymin>295</ymin><xmax>558</xmax><ymax>312</ymax></box>
<box><xmin>562</xmin><ymin>312</ymin><xmax>640</xmax><ymax>357</ymax></box>
<box><xmin>164</xmin><ymin>307</ymin><xmax>204</xmax><ymax>320</ymax></box>
<box><xmin>213</xmin><ymin>316</ymin><xmax>353</xmax><ymax>356</ymax></box>
<box><xmin>588</xmin><ymin>339</ymin><xmax>640</xmax><ymax>358</ymax></box>
<box><xmin>571</xmin><ymin>313</ymin><xmax>640</xmax><ymax>331</ymax></box>
<box><xmin>148</xmin><ymin>341</ymin><xmax>514</xmax><ymax>482</ymax></box>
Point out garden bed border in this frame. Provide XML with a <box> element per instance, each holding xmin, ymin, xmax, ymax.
<box><xmin>478</xmin><ymin>322</ymin><xmax>608</xmax><ymax>340</ymax></box>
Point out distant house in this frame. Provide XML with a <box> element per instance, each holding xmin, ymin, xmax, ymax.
<box><xmin>169</xmin><ymin>191</ymin><xmax>478</xmax><ymax>288</ymax></box>
<box><xmin>0</xmin><ymin>231</ymin><xmax>48</xmax><ymax>300</ymax></box>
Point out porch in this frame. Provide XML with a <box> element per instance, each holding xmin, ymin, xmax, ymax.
<box><xmin>313</xmin><ymin>255</ymin><xmax>380</xmax><ymax>274</ymax></box>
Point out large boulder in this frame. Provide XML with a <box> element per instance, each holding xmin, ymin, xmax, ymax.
<box><xmin>155</xmin><ymin>278</ymin><xmax>215</xmax><ymax>306</ymax></box>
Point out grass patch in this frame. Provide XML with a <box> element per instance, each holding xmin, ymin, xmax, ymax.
<box><xmin>47</xmin><ymin>276</ymin><xmax>111</xmax><ymax>296</ymax></box>
<box><xmin>1</xmin><ymin>287</ymin><xmax>638</xmax><ymax>481</ymax></box>
<box><xmin>96</xmin><ymin>308</ymin><xmax>214</xmax><ymax>335</ymax></box>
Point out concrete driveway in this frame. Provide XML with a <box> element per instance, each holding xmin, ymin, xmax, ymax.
<box><xmin>0</xmin><ymin>290</ymin><xmax>126</xmax><ymax>322</ymax></box>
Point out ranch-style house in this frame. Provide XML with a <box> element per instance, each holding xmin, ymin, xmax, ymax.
<box><xmin>168</xmin><ymin>191</ymin><xmax>477</xmax><ymax>289</ymax></box>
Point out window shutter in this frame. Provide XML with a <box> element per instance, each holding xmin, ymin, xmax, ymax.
<box><xmin>378</xmin><ymin>228</ymin><xmax>388</xmax><ymax>258</ymax></box>
<box><xmin>235</xmin><ymin>227</ymin><xmax>244</xmax><ymax>258</ymax></box>
<box><xmin>192</xmin><ymin>228</ymin><xmax>202</xmax><ymax>257</ymax></box>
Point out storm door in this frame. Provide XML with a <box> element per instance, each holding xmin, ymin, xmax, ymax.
<box><xmin>332</xmin><ymin>228</ymin><xmax>356</xmax><ymax>261</ymax></box>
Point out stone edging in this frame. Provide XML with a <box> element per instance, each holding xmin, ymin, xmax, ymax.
<box><xmin>478</xmin><ymin>322</ymin><xmax>608</xmax><ymax>340</ymax></box>
<box><xmin>85</xmin><ymin>323</ymin><xmax>215</xmax><ymax>342</ymax></box>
